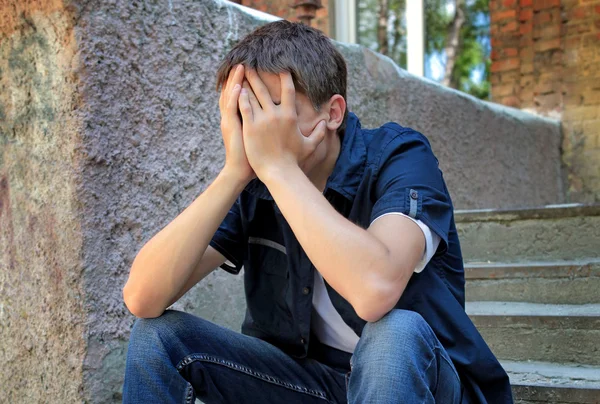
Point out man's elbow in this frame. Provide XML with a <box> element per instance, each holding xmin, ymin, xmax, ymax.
<box><xmin>123</xmin><ymin>283</ymin><xmax>165</xmax><ymax>319</ymax></box>
<box><xmin>355</xmin><ymin>284</ymin><xmax>401</xmax><ymax>323</ymax></box>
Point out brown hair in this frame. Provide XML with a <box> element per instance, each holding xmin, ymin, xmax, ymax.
<box><xmin>215</xmin><ymin>20</ymin><xmax>348</xmax><ymax>136</ymax></box>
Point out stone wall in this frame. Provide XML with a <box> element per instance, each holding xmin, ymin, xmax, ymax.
<box><xmin>1</xmin><ymin>0</ymin><xmax>564</xmax><ymax>402</ymax></box>
<box><xmin>490</xmin><ymin>0</ymin><xmax>600</xmax><ymax>203</ymax></box>
<box><xmin>0</xmin><ymin>0</ymin><xmax>86</xmax><ymax>402</ymax></box>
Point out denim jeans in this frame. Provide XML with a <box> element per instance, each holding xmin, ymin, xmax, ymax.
<box><xmin>123</xmin><ymin>308</ymin><xmax>462</xmax><ymax>403</ymax></box>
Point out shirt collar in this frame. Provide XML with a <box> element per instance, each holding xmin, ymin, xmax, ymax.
<box><xmin>243</xmin><ymin>111</ymin><xmax>366</xmax><ymax>202</ymax></box>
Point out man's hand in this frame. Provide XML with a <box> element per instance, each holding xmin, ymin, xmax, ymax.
<box><xmin>237</xmin><ymin>69</ymin><xmax>327</xmax><ymax>181</ymax></box>
<box><xmin>219</xmin><ymin>64</ymin><xmax>256</xmax><ymax>183</ymax></box>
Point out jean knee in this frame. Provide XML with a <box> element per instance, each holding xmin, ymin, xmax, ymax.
<box><xmin>357</xmin><ymin>310</ymin><xmax>436</xmax><ymax>359</ymax></box>
<box><xmin>128</xmin><ymin>310</ymin><xmax>190</xmax><ymax>352</ymax></box>
<box><xmin>366</xmin><ymin>309</ymin><xmax>431</xmax><ymax>337</ymax></box>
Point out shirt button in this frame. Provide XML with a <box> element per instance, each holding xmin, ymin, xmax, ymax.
<box><xmin>302</xmin><ymin>287</ymin><xmax>311</xmax><ymax>295</ymax></box>
<box><xmin>300</xmin><ymin>337</ymin><xmax>306</xmax><ymax>344</ymax></box>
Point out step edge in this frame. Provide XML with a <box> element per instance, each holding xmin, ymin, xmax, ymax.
<box><xmin>455</xmin><ymin>203</ymin><xmax>600</xmax><ymax>223</ymax></box>
<box><xmin>502</xmin><ymin>360</ymin><xmax>600</xmax><ymax>386</ymax></box>
<box><xmin>465</xmin><ymin>302</ymin><xmax>600</xmax><ymax>317</ymax></box>
<box><xmin>464</xmin><ymin>260</ymin><xmax>600</xmax><ymax>280</ymax></box>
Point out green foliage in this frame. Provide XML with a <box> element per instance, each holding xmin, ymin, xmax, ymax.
<box><xmin>357</xmin><ymin>0</ymin><xmax>491</xmax><ymax>100</ymax></box>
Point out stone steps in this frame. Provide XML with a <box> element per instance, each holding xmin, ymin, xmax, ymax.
<box><xmin>466</xmin><ymin>302</ymin><xmax>600</xmax><ymax>366</ymax></box>
<box><xmin>503</xmin><ymin>360</ymin><xmax>600</xmax><ymax>403</ymax></box>
<box><xmin>455</xmin><ymin>203</ymin><xmax>600</xmax><ymax>263</ymax></box>
<box><xmin>458</xmin><ymin>203</ymin><xmax>600</xmax><ymax>403</ymax></box>
<box><xmin>465</xmin><ymin>260</ymin><xmax>600</xmax><ymax>304</ymax></box>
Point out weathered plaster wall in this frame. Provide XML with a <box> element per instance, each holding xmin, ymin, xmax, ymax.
<box><xmin>1</xmin><ymin>0</ymin><xmax>565</xmax><ymax>402</ymax></box>
<box><xmin>0</xmin><ymin>0</ymin><xmax>85</xmax><ymax>402</ymax></box>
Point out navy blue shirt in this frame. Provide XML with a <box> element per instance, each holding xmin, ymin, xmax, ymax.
<box><xmin>209</xmin><ymin>112</ymin><xmax>513</xmax><ymax>403</ymax></box>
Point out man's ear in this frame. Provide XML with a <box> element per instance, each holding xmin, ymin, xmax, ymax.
<box><xmin>324</xmin><ymin>95</ymin><xmax>346</xmax><ymax>132</ymax></box>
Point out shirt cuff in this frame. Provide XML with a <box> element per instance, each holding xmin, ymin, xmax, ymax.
<box><xmin>370</xmin><ymin>211</ymin><xmax>441</xmax><ymax>273</ymax></box>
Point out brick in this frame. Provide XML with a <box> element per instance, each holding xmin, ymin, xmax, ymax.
<box><xmin>521</xmin><ymin>62</ymin><xmax>535</xmax><ymax>73</ymax></box>
<box><xmin>491</xmin><ymin>58</ymin><xmax>521</xmax><ymax>72</ymax></box>
<box><xmin>564</xmin><ymin>36</ymin><xmax>582</xmax><ymax>48</ymax></box>
<box><xmin>583</xmin><ymin>33</ymin><xmax>599</xmax><ymax>47</ymax></box>
<box><xmin>503</xmin><ymin>0</ymin><xmax>517</xmax><ymax>7</ymax></box>
<box><xmin>491</xmin><ymin>9</ymin><xmax>517</xmax><ymax>22</ymax></box>
<box><xmin>499</xmin><ymin>70</ymin><xmax>521</xmax><ymax>83</ymax></box>
<box><xmin>596</xmin><ymin>5</ymin><xmax>600</xmax><ymax>14</ymax></box>
<box><xmin>534</xmin><ymin>92</ymin><xmax>562</xmax><ymax>109</ymax></box>
<box><xmin>520</xmin><ymin>47</ymin><xmax>534</xmax><ymax>60</ymax></box>
<box><xmin>563</xmin><ymin>89</ymin><xmax>584</xmax><ymax>106</ymax></box>
<box><xmin>534</xmin><ymin>24</ymin><xmax>561</xmax><ymax>40</ymax></box>
<box><xmin>519</xmin><ymin>8</ymin><xmax>533</xmax><ymax>21</ymax></box>
<box><xmin>520</xmin><ymin>21</ymin><xmax>533</xmax><ymax>34</ymax></box>
<box><xmin>566</xmin><ymin>22</ymin><xmax>592</xmax><ymax>36</ymax></box>
<box><xmin>505</xmin><ymin>47</ymin><xmax>519</xmax><ymax>57</ymax></box>
<box><xmin>533</xmin><ymin>0</ymin><xmax>560</xmax><ymax>11</ymax></box>
<box><xmin>493</xmin><ymin>83</ymin><xmax>517</xmax><ymax>96</ymax></box>
<box><xmin>582</xmin><ymin>119</ymin><xmax>600</xmax><ymax>135</ymax></box>
<box><xmin>502</xmin><ymin>95</ymin><xmax>521</xmax><ymax>108</ymax></box>
<box><xmin>534</xmin><ymin>80</ymin><xmax>558</xmax><ymax>94</ymax></box>
<box><xmin>502</xmin><ymin>20</ymin><xmax>519</xmax><ymax>32</ymax></box>
<box><xmin>521</xmin><ymin>73</ymin><xmax>535</xmax><ymax>87</ymax></box>
<box><xmin>584</xmin><ymin>89</ymin><xmax>600</xmax><ymax>104</ymax></box>
<box><xmin>535</xmin><ymin>38</ymin><xmax>562</xmax><ymax>51</ymax></box>
<box><xmin>521</xmin><ymin>35</ymin><xmax>535</xmax><ymax>47</ymax></box>
<box><xmin>564</xmin><ymin>106</ymin><xmax>600</xmax><ymax>121</ymax></box>
<box><xmin>520</xmin><ymin>88</ymin><xmax>535</xmax><ymax>101</ymax></box>
<box><xmin>520</xmin><ymin>0</ymin><xmax>533</xmax><ymax>6</ymax></box>
<box><xmin>569</xmin><ymin>6</ymin><xmax>592</xmax><ymax>20</ymax></box>
<box><xmin>533</xmin><ymin>11</ymin><xmax>552</xmax><ymax>24</ymax></box>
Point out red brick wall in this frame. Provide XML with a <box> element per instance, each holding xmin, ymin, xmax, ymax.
<box><xmin>239</xmin><ymin>0</ymin><xmax>331</xmax><ymax>36</ymax></box>
<box><xmin>490</xmin><ymin>0</ymin><xmax>600</xmax><ymax>202</ymax></box>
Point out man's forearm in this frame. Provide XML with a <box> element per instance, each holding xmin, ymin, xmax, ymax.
<box><xmin>262</xmin><ymin>164</ymin><xmax>391</xmax><ymax>319</ymax></box>
<box><xmin>123</xmin><ymin>168</ymin><xmax>248</xmax><ymax>317</ymax></box>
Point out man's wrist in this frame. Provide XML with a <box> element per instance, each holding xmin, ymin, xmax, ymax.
<box><xmin>260</xmin><ymin>161</ymin><xmax>302</xmax><ymax>189</ymax></box>
<box><xmin>219</xmin><ymin>166</ymin><xmax>252</xmax><ymax>193</ymax></box>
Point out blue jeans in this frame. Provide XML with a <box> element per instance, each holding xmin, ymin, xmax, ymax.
<box><xmin>123</xmin><ymin>309</ymin><xmax>462</xmax><ymax>403</ymax></box>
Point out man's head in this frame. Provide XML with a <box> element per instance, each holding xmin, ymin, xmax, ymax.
<box><xmin>215</xmin><ymin>20</ymin><xmax>348</xmax><ymax>140</ymax></box>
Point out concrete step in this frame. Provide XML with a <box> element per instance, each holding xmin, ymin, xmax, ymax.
<box><xmin>455</xmin><ymin>203</ymin><xmax>600</xmax><ymax>263</ymax></box>
<box><xmin>503</xmin><ymin>360</ymin><xmax>600</xmax><ymax>403</ymax></box>
<box><xmin>465</xmin><ymin>260</ymin><xmax>600</xmax><ymax>304</ymax></box>
<box><xmin>466</xmin><ymin>302</ymin><xmax>600</xmax><ymax>366</ymax></box>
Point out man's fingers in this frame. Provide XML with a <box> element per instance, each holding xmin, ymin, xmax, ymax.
<box><xmin>279</xmin><ymin>71</ymin><xmax>296</xmax><ymax>109</ymax></box>
<box><xmin>242</xmin><ymin>80</ymin><xmax>261</xmax><ymax>115</ymax></box>
<box><xmin>222</xmin><ymin>65</ymin><xmax>244</xmax><ymax>105</ymax></box>
<box><xmin>226</xmin><ymin>83</ymin><xmax>242</xmax><ymax>114</ymax></box>
<box><xmin>233</xmin><ymin>64</ymin><xmax>245</xmax><ymax>86</ymax></box>
<box><xmin>238</xmin><ymin>88</ymin><xmax>253</xmax><ymax>123</ymax></box>
<box><xmin>245</xmin><ymin>68</ymin><xmax>273</xmax><ymax>110</ymax></box>
<box><xmin>305</xmin><ymin>120</ymin><xmax>327</xmax><ymax>150</ymax></box>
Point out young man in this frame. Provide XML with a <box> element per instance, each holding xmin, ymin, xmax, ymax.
<box><xmin>122</xmin><ymin>21</ymin><xmax>513</xmax><ymax>404</ymax></box>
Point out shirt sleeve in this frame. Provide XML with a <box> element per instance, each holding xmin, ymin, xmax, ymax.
<box><xmin>370</xmin><ymin>212</ymin><xmax>441</xmax><ymax>273</ymax></box>
<box><xmin>370</xmin><ymin>126</ymin><xmax>453</xmax><ymax>256</ymax></box>
<box><xmin>208</xmin><ymin>197</ymin><xmax>246</xmax><ymax>275</ymax></box>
